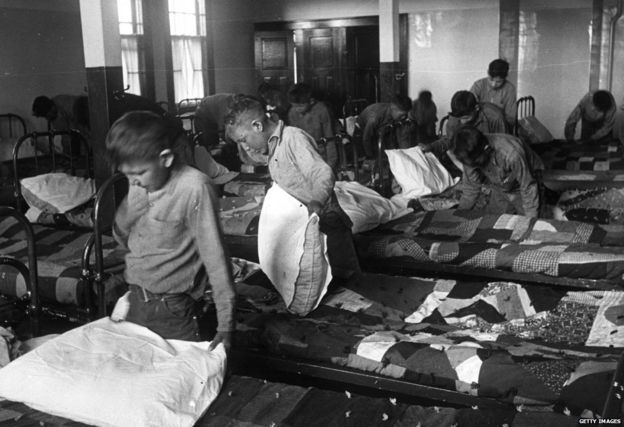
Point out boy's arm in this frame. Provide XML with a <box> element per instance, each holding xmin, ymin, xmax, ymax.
<box><xmin>458</xmin><ymin>167</ymin><xmax>482</xmax><ymax>210</ymax></box>
<box><xmin>591</xmin><ymin>105</ymin><xmax>617</xmax><ymax>141</ymax></box>
<box><xmin>503</xmin><ymin>86</ymin><xmax>517</xmax><ymax>127</ymax></box>
<box><xmin>287</xmin><ymin>132</ymin><xmax>335</xmax><ymax>207</ymax></box>
<box><xmin>565</xmin><ymin>93</ymin><xmax>589</xmax><ymax>141</ymax></box>
<box><xmin>190</xmin><ymin>181</ymin><xmax>236</xmax><ymax>340</ymax></box>
<box><xmin>112</xmin><ymin>186</ymin><xmax>148</xmax><ymax>248</ymax></box>
<box><xmin>509</xmin><ymin>155</ymin><xmax>539</xmax><ymax>218</ymax></box>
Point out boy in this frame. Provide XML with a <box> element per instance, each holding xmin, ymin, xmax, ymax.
<box><xmin>106</xmin><ymin>111</ymin><xmax>235</xmax><ymax>351</ymax></box>
<box><xmin>225</xmin><ymin>95</ymin><xmax>361</xmax><ymax>280</ymax></box>
<box><xmin>423</xmin><ymin>90</ymin><xmax>508</xmax><ymax>155</ymax></box>
<box><xmin>287</xmin><ymin>83</ymin><xmax>338</xmax><ymax>169</ymax></box>
<box><xmin>452</xmin><ymin>126</ymin><xmax>544</xmax><ymax>218</ymax></box>
<box><xmin>564</xmin><ymin>90</ymin><xmax>617</xmax><ymax>142</ymax></box>
<box><xmin>411</xmin><ymin>90</ymin><xmax>438</xmax><ymax>144</ymax></box>
<box><xmin>355</xmin><ymin>94</ymin><xmax>413</xmax><ymax>159</ymax></box>
<box><xmin>32</xmin><ymin>94</ymin><xmax>90</xmax><ymax>154</ymax></box>
<box><xmin>470</xmin><ymin>59</ymin><xmax>517</xmax><ymax>128</ymax></box>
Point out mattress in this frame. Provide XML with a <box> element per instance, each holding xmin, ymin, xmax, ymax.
<box><xmin>0</xmin><ymin>216</ymin><xmax>125</xmax><ymax>307</ymax></box>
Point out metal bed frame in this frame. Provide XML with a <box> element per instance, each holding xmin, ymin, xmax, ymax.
<box><xmin>514</xmin><ymin>95</ymin><xmax>536</xmax><ymax>136</ymax></box>
<box><xmin>12</xmin><ymin>130</ymin><xmax>92</xmax><ymax>213</ymax></box>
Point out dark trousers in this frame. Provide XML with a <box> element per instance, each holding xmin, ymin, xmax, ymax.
<box><xmin>319</xmin><ymin>210</ymin><xmax>362</xmax><ymax>279</ymax></box>
<box><xmin>125</xmin><ymin>284</ymin><xmax>201</xmax><ymax>341</ymax></box>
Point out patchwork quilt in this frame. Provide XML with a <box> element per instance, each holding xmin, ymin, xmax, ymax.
<box><xmin>536</xmin><ymin>140</ymin><xmax>624</xmax><ymax>171</ymax></box>
<box><xmin>235</xmin><ymin>271</ymin><xmax>624</xmax><ymax>418</ymax></box>
<box><xmin>554</xmin><ymin>187</ymin><xmax>624</xmax><ymax>225</ymax></box>
<box><xmin>355</xmin><ymin>210</ymin><xmax>624</xmax><ymax>281</ymax></box>
<box><xmin>0</xmin><ymin>216</ymin><xmax>126</xmax><ymax>307</ymax></box>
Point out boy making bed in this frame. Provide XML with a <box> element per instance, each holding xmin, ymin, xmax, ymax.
<box><xmin>225</xmin><ymin>95</ymin><xmax>361</xmax><ymax>281</ymax></box>
<box><xmin>106</xmin><ymin>111</ymin><xmax>235</xmax><ymax>351</ymax></box>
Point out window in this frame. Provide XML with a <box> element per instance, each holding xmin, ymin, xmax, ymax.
<box><xmin>168</xmin><ymin>0</ymin><xmax>207</xmax><ymax>102</ymax></box>
<box><xmin>117</xmin><ymin>0</ymin><xmax>145</xmax><ymax>96</ymax></box>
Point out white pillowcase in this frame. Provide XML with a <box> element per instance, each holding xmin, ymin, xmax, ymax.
<box><xmin>20</xmin><ymin>172</ymin><xmax>95</xmax><ymax>214</ymax></box>
<box><xmin>386</xmin><ymin>146</ymin><xmax>458</xmax><ymax>201</ymax></box>
<box><xmin>258</xmin><ymin>184</ymin><xmax>332</xmax><ymax>316</ymax></box>
<box><xmin>335</xmin><ymin>181</ymin><xmax>411</xmax><ymax>233</ymax></box>
<box><xmin>0</xmin><ymin>318</ymin><xmax>226</xmax><ymax>427</ymax></box>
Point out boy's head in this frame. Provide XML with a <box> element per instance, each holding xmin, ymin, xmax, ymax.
<box><xmin>450</xmin><ymin>91</ymin><xmax>479</xmax><ymax>124</ymax></box>
<box><xmin>592</xmin><ymin>90</ymin><xmax>614</xmax><ymax>113</ymax></box>
<box><xmin>32</xmin><ymin>96</ymin><xmax>57</xmax><ymax>121</ymax></box>
<box><xmin>417</xmin><ymin>90</ymin><xmax>433</xmax><ymax>104</ymax></box>
<box><xmin>288</xmin><ymin>83</ymin><xmax>314</xmax><ymax>114</ymax></box>
<box><xmin>452</xmin><ymin>126</ymin><xmax>492</xmax><ymax>168</ymax></box>
<box><xmin>487</xmin><ymin>59</ymin><xmax>510</xmax><ymax>90</ymax></box>
<box><xmin>105</xmin><ymin>111</ymin><xmax>177</xmax><ymax>192</ymax></box>
<box><xmin>390</xmin><ymin>93</ymin><xmax>412</xmax><ymax>121</ymax></box>
<box><xmin>225</xmin><ymin>95</ymin><xmax>272</xmax><ymax>155</ymax></box>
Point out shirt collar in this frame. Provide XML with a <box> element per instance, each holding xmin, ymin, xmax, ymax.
<box><xmin>268</xmin><ymin>120</ymin><xmax>285</xmax><ymax>157</ymax></box>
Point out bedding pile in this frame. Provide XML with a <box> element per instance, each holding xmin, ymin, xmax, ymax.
<box><xmin>0</xmin><ymin>318</ymin><xmax>227</xmax><ymax>427</ymax></box>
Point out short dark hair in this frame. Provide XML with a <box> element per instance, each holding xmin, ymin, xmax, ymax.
<box><xmin>417</xmin><ymin>90</ymin><xmax>433</xmax><ymax>104</ymax></box>
<box><xmin>32</xmin><ymin>96</ymin><xmax>55</xmax><ymax>117</ymax></box>
<box><xmin>391</xmin><ymin>93</ymin><xmax>412</xmax><ymax>112</ymax></box>
<box><xmin>288</xmin><ymin>83</ymin><xmax>313</xmax><ymax>104</ymax></box>
<box><xmin>105</xmin><ymin>111</ymin><xmax>176</xmax><ymax>169</ymax></box>
<box><xmin>224</xmin><ymin>94</ymin><xmax>268</xmax><ymax>127</ymax></box>
<box><xmin>593</xmin><ymin>90</ymin><xmax>614</xmax><ymax>113</ymax></box>
<box><xmin>488</xmin><ymin>59</ymin><xmax>510</xmax><ymax>79</ymax></box>
<box><xmin>450</xmin><ymin>91</ymin><xmax>478</xmax><ymax>117</ymax></box>
<box><xmin>452</xmin><ymin>126</ymin><xmax>490</xmax><ymax>166</ymax></box>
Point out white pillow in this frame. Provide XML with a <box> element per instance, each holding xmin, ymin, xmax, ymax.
<box><xmin>386</xmin><ymin>146</ymin><xmax>458</xmax><ymax>200</ymax></box>
<box><xmin>20</xmin><ymin>172</ymin><xmax>95</xmax><ymax>214</ymax></box>
<box><xmin>258</xmin><ymin>184</ymin><xmax>332</xmax><ymax>316</ymax></box>
<box><xmin>0</xmin><ymin>318</ymin><xmax>226</xmax><ymax>427</ymax></box>
<box><xmin>335</xmin><ymin>181</ymin><xmax>411</xmax><ymax>233</ymax></box>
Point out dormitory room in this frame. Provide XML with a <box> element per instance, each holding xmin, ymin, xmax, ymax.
<box><xmin>3</xmin><ymin>0</ymin><xmax>624</xmax><ymax>425</ymax></box>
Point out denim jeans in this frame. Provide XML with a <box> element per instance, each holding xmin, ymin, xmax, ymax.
<box><xmin>125</xmin><ymin>284</ymin><xmax>201</xmax><ymax>341</ymax></box>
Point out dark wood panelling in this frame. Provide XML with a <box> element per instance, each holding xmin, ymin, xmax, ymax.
<box><xmin>85</xmin><ymin>66</ymin><xmax>124</xmax><ymax>186</ymax></box>
<box><xmin>255</xmin><ymin>31</ymin><xmax>294</xmax><ymax>94</ymax></box>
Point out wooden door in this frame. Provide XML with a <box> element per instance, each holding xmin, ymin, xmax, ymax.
<box><xmin>294</xmin><ymin>28</ymin><xmax>346</xmax><ymax>115</ymax></box>
<box><xmin>254</xmin><ymin>31</ymin><xmax>294</xmax><ymax>95</ymax></box>
<box><xmin>346</xmin><ymin>25</ymin><xmax>380</xmax><ymax>105</ymax></box>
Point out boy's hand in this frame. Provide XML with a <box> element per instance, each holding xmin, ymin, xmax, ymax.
<box><xmin>209</xmin><ymin>331</ymin><xmax>232</xmax><ymax>354</ymax></box>
<box><xmin>307</xmin><ymin>200</ymin><xmax>323</xmax><ymax>216</ymax></box>
<box><xmin>419</xmin><ymin>143</ymin><xmax>432</xmax><ymax>153</ymax></box>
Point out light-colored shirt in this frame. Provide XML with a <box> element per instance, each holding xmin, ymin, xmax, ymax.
<box><xmin>458</xmin><ymin>133</ymin><xmax>544</xmax><ymax>218</ymax></box>
<box><xmin>268</xmin><ymin>121</ymin><xmax>335</xmax><ymax>207</ymax></box>
<box><xmin>470</xmin><ymin>77</ymin><xmax>517</xmax><ymax>126</ymax></box>
<box><xmin>564</xmin><ymin>91</ymin><xmax>617</xmax><ymax>141</ymax></box>
<box><xmin>113</xmin><ymin>164</ymin><xmax>235</xmax><ymax>332</ymax></box>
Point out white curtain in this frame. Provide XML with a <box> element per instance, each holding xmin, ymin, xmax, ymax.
<box><xmin>171</xmin><ymin>36</ymin><xmax>204</xmax><ymax>102</ymax></box>
<box><xmin>121</xmin><ymin>37</ymin><xmax>142</xmax><ymax>95</ymax></box>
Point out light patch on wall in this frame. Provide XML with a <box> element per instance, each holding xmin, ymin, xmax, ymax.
<box><xmin>411</xmin><ymin>13</ymin><xmax>433</xmax><ymax>49</ymax></box>
<box><xmin>518</xmin><ymin>11</ymin><xmax>539</xmax><ymax>73</ymax></box>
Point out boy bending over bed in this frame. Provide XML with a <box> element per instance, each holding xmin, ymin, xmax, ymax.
<box><xmin>452</xmin><ymin>126</ymin><xmax>544</xmax><ymax>218</ymax></box>
<box><xmin>106</xmin><ymin>111</ymin><xmax>235</xmax><ymax>351</ymax></box>
<box><xmin>225</xmin><ymin>95</ymin><xmax>361</xmax><ymax>280</ymax></box>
